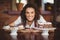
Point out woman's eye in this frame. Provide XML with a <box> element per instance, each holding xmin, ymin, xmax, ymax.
<box><xmin>26</xmin><ymin>12</ymin><xmax>29</xmax><ymax>14</ymax></box>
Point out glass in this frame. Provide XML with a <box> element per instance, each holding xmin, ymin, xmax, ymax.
<box><xmin>10</xmin><ymin>26</ymin><xmax>18</xmax><ymax>35</ymax></box>
<box><xmin>39</xmin><ymin>23</ymin><xmax>44</xmax><ymax>28</ymax></box>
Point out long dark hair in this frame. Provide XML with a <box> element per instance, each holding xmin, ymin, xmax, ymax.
<box><xmin>20</xmin><ymin>3</ymin><xmax>40</xmax><ymax>27</ymax></box>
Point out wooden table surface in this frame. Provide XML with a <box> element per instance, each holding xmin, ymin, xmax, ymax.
<box><xmin>0</xmin><ymin>29</ymin><xmax>55</xmax><ymax>40</ymax></box>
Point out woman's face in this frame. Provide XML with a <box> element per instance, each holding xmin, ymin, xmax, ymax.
<box><xmin>25</xmin><ymin>7</ymin><xmax>35</xmax><ymax>22</ymax></box>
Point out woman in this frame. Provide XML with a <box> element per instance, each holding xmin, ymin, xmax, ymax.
<box><xmin>18</xmin><ymin>3</ymin><xmax>46</xmax><ymax>29</ymax></box>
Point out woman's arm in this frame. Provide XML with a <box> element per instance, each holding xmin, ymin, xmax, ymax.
<box><xmin>3</xmin><ymin>16</ymin><xmax>21</xmax><ymax>30</ymax></box>
<box><xmin>3</xmin><ymin>25</ymin><xmax>10</xmax><ymax>31</ymax></box>
<box><xmin>9</xmin><ymin>16</ymin><xmax>21</xmax><ymax>26</ymax></box>
<box><xmin>11</xmin><ymin>16</ymin><xmax>21</xmax><ymax>26</ymax></box>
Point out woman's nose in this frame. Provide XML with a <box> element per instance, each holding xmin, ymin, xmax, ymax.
<box><xmin>29</xmin><ymin>13</ymin><xmax>32</xmax><ymax>16</ymax></box>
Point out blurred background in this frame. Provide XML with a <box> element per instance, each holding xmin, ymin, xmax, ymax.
<box><xmin>0</xmin><ymin>0</ymin><xmax>60</xmax><ymax>40</ymax></box>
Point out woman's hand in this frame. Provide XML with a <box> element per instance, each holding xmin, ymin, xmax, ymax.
<box><xmin>18</xmin><ymin>25</ymin><xmax>25</xmax><ymax>30</ymax></box>
<box><xmin>9</xmin><ymin>23</ymin><xmax>15</xmax><ymax>27</ymax></box>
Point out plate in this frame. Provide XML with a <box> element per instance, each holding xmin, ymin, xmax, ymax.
<box><xmin>34</xmin><ymin>27</ymin><xmax>56</xmax><ymax>30</ymax></box>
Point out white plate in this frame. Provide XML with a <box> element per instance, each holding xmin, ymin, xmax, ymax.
<box><xmin>34</xmin><ymin>27</ymin><xmax>56</xmax><ymax>30</ymax></box>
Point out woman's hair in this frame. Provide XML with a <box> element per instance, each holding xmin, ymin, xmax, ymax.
<box><xmin>20</xmin><ymin>3</ymin><xmax>40</xmax><ymax>27</ymax></box>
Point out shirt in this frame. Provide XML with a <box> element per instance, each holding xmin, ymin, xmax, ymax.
<box><xmin>25</xmin><ymin>21</ymin><xmax>35</xmax><ymax>28</ymax></box>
